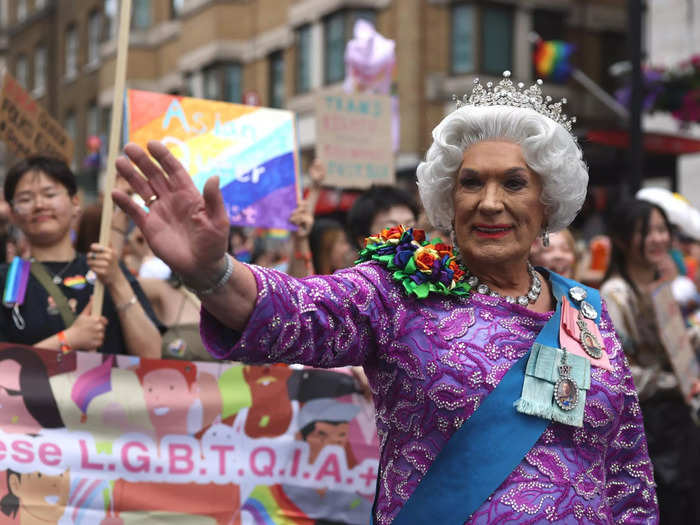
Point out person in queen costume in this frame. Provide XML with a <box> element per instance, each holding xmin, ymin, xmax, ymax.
<box><xmin>113</xmin><ymin>72</ymin><xmax>658</xmax><ymax>524</ymax></box>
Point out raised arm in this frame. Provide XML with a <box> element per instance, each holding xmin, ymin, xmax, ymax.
<box><xmin>112</xmin><ymin>142</ymin><xmax>258</xmax><ymax>332</ymax></box>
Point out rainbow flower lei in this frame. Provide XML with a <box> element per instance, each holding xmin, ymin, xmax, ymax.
<box><xmin>356</xmin><ymin>225</ymin><xmax>472</xmax><ymax>299</ymax></box>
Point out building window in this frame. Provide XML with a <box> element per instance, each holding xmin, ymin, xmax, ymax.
<box><xmin>295</xmin><ymin>24</ymin><xmax>312</xmax><ymax>94</ymax></box>
<box><xmin>15</xmin><ymin>55</ymin><xmax>28</xmax><ymax>89</ymax></box>
<box><xmin>269</xmin><ymin>51</ymin><xmax>285</xmax><ymax>108</ymax></box>
<box><xmin>34</xmin><ymin>46</ymin><xmax>47</xmax><ymax>95</ymax></box>
<box><xmin>171</xmin><ymin>0</ymin><xmax>185</xmax><ymax>18</ymax></box>
<box><xmin>450</xmin><ymin>3</ymin><xmax>514</xmax><ymax>76</ymax></box>
<box><xmin>17</xmin><ymin>0</ymin><xmax>27</xmax><ymax>23</ymax></box>
<box><xmin>64</xmin><ymin>110</ymin><xmax>76</xmax><ymax>142</ymax></box>
<box><xmin>132</xmin><ymin>0</ymin><xmax>152</xmax><ymax>30</ymax></box>
<box><xmin>481</xmin><ymin>4</ymin><xmax>513</xmax><ymax>75</ymax></box>
<box><xmin>105</xmin><ymin>0</ymin><xmax>118</xmax><ymax>41</ymax></box>
<box><xmin>88</xmin><ymin>10</ymin><xmax>101</xmax><ymax>66</ymax></box>
<box><xmin>324</xmin><ymin>12</ymin><xmax>345</xmax><ymax>85</ymax></box>
<box><xmin>65</xmin><ymin>24</ymin><xmax>78</xmax><ymax>79</ymax></box>
<box><xmin>323</xmin><ymin>9</ymin><xmax>376</xmax><ymax>85</ymax></box>
<box><xmin>87</xmin><ymin>102</ymin><xmax>100</xmax><ymax>139</ymax></box>
<box><xmin>203</xmin><ymin>63</ymin><xmax>242</xmax><ymax>103</ymax></box>
<box><xmin>102</xmin><ymin>106</ymin><xmax>112</xmax><ymax>137</ymax></box>
<box><xmin>451</xmin><ymin>4</ymin><xmax>475</xmax><ymax>74</ymax></box>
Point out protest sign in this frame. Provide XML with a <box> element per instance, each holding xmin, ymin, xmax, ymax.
<box><xmin>0</xmin><ymin>343</ymin><xmax>379</xmax><ymax>524</ymax></box>
<box><xmin>315</xmin><ymin>91</ymin><xmax>394</xmax><ymax>189</ymax></box>
<box><xmin>0</xmin><ymin>71</ymin><xmax>74</xmax><ymax>163</ymax></box>
<box><xmin>126</xmin><ymin>90</ymin><xmax>300</xmax><ymax>230</ymax></box>
<box><xmin>651</xmin><ymin>284</ymin><xmax>700</xmax><ymax>403</ymax></box>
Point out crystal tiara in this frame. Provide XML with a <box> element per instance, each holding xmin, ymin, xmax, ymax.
<box><xmin>453</xmin><ymin>71</ymin><xmax>577</xmax><ymax>133</ymax></box>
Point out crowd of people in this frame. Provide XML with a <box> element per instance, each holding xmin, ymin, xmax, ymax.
<box><xmin>3</xmin><ymin>72</ymin><xmax>700</xmax><ymax>523</ymax></box>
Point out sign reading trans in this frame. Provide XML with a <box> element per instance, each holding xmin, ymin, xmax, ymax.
<box><xmin>126</xmin><ymin>90</ymin><xmax>300</xmax><ymax>230</ymax></box>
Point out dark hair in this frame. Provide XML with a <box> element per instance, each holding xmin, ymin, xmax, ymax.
<box><xmin>299</xmin><ymin>420</ymin><xmax>345</xmax><ymax>441</ymax></box>
<box><xmin>0</xmin><ymin>470</ymin><xmax>20</xmax><ymax>517</ymax></box>
<box><xmin>75</xmin><ymin>202</ymin><xmax>102</xmax><ymax>253</ymax></box>
<box><xmin>0</xmin><ymin>347</ymin><xmax>64</xmax><ymax>429</ymax></box>
<box><xmin>346</xmin><ymin>185</ymin><xmax>419</xmax><ymax>245</ymax></box>
<box><xmin>228</xmin><ymin>226</ymin><xmax>248</xmax><ymax>254</ymax></box>
<box><xmin>4</xmin><ymin>156</ymin><xmax>77</xmax><ymax>203</ymax></box>
<box><xmin>604</xmin><ymin>199</ymin><xmax>672</xmax><ymax>295</ymax></box>
<box><xmin>309</xmin><ymin>218</ymin><xmax>348</xmax><ymax>275</ymax></box>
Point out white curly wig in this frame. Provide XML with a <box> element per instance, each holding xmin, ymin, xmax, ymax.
<box><xmin>416</xmin><ymin>105</ymin><xmax>588</xmax><ymax>233</ymax></box>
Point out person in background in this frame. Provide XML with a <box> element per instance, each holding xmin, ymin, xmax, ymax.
<box><xmin>308</xmin><ymin>218</ymin><xmax>353</xmax><ymax>276</ymax></box>
<box><xmin>227</xmin><ymin>226</ymin><xmax>253</xmax><ymax>263</ymax></box>
<box><xmin>139</xmin><ymin>274</ymin><xmax>211</xmax><ymax>361</ymax></box>
<box><xmin>529</xmin><ymin>228</ymin><xmax>577</xmax><ymax>280</ymax></box>
<box><xmin>600</xmin><ymin>198</ymin><xmax>700</xmax><ymax>524</ymax></box>
<box><xmin>0</xmin><ymin>156</ymin><xmax>161</xmax><ymax>357</ymax></box>
<box><xmin>346</xmin><ymin>185</ymin><xmax>419</xmax><ymax>250</ymax></box>
<box><xmin>288</xmin><ymin>159</ymin><xmax>327</xmax><ymax>278</ymax></box>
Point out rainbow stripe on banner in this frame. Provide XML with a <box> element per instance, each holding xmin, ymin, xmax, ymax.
<box><xmin>126</xmin><ymin>90</ymin><xmax>300</xmax><ymax>230</ymax></box>
<box><xmin>534</xmin><ymin>40</ymin><xmax>575</xmax><ymax>83</ymax></box>
<box><xmin>3</xmin><ymin>256</ymin><xmax>31</xmax><ymax>307</ymax></box>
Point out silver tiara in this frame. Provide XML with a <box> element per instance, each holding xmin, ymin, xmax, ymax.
<box><xmin>453</xmin><ymin>71</ymin><xmax>577</xmax><ymax>133</ymax></box>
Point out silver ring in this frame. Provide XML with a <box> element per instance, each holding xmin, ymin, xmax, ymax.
<box><xmin>147</xmin><ymin>194</ymin><xmax>158</xmax><ymax>205</ymax></box>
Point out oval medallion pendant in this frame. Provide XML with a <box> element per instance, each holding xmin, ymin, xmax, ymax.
<box><xmin>576</xmin><ymin>319</ymin><xmax>603</xmax><ymax>359</ymax></box>
<box><xmin>554</xmin><ymin>376</ymin><xmax>579</xmax><ymax>411</ymax></box>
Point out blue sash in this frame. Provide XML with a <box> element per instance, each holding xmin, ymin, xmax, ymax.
<box><xmin>387</xmin><ymin>272</ymin><xmax>601</xmax><ymax>525</ymax></box>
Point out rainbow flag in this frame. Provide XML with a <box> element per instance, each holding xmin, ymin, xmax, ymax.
<box><xmin>63</xmin><ymin>275</ymin><xmax>88</xmax><ymax>290</ymax></box>
<box><xmin>534</xmin><ymin>40</ymin><xmax>575</xmax><ymax>82</ymax></box>
<box><xmin>3</xmin><ymin>257</ymin><xmax>30</xmax><ymax>307</ymax></box>
<box><xmin>126</xmin><ymin>90</ymin><xmax>300</xmax><ymax>231</ymax></box>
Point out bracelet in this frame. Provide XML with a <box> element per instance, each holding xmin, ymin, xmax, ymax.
<box><xmin>116</xmin><ymin>295</ymin><xmax>137</xmax><ymax>312</ymax></box>
<box><xmin>57</xmin><ymin>330</ymin><xmax>72</xmax><ymax>353</ymax></box>
<box><xmin>185</xmin><ymin>254</ymin><xmax>234</xmax><ymax>296</ymax></box>
<box><xmin>294</xmin><ymin>251</ymin><xmax>312</xmax><ymax>262</ymax></box>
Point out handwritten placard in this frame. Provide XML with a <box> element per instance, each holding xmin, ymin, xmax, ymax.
<box><xmin>0</xmin><ymin>71</ymin><xmax>74</xmax><ymax>163</ymax></box>
<box><xmin>651</xmin><ymin>283</ymin><xmax>700</xmax><ymax>403</ymax></box>
<box><xmin>315</xmin><ymin>91</ymin><xmax>394</xmax><ymax>189</ymax></box>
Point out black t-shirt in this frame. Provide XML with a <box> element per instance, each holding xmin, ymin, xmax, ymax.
<box><xmin>0</xmin><ymin>254</ymin><xmax>164</xmax><ymax>354</ymax></box>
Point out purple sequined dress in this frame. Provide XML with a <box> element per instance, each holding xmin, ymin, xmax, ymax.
<box><xmin>201</xmin><ymin>262</ymin><xmax>658</xmax><ymax>524</ymax></box>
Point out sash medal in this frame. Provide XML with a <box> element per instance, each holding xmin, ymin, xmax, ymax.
<box><xmin>3</xmin><ymin>256</ymin><xmax>30</xmax><ymax>329</ymax></box>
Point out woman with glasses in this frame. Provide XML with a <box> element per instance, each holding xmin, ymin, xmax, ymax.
<box><xmin>0</xmin><ymin>156</ymin><xmax>161</xmax><ymax>357</ymax></box>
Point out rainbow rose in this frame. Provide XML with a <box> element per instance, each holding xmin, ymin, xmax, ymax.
<box><xmin>412</xmin><ymin>229</ymin><xmax>426</xmax><ymax>243</ymax></box>
<box><xmin>414</xmin><ymin>246</ymin><xmax>440</xmax><ymax>273</ymax></box>
<box><xmin>381</xmin><ymin>225</ymin><xmax>405</xmax><ymax>242</ymax></box>
<box><xmin>435</xmin><ymin>243</ymin><xmax>452</xmax><ymax>258</ymax></box>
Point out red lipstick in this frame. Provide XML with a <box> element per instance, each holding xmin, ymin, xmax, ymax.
<box><xmin>473</xmin><ymin>224</ymin><xmax>513</xmax><ymax>238</ymax></box>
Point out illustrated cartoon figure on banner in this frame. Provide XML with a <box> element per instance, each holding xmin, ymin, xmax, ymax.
<box><xmin>0</xmin><ymin>346</ymin><xmax>65</xmax><ymax>434</ymax></box>
<box><xmin>1</xmin><ymin>469</ymin><xmax>71</xmax><ymax>524</ymax></box>
<box><xmin>49</xmin><ymin>354</ymin><xmax>154</xmax><ymax>444</ymax></box>
<box><xmin>240</xmin><ymin>364</ymin><xmax>295</xmax><ymax>439</ymax></box>
<box><xmin>134</xmin><ymin>360</ymin><xmax>221</xmax><ymax>444</ymax></box>
<box><xmin>278</xmin><ymin>397</ymin><xmax>373</xmax><ymax>524</ymax></box>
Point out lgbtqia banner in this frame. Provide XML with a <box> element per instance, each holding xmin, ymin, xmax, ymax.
<box><xmin>125</xmin><ymin>90</ymin><xmax>300</xmax><ymax>231</ymax></box>
<box><xmin>0</xmin><ymin>344</ymin><xmax>379</xmax><ymax>524</ymax></box>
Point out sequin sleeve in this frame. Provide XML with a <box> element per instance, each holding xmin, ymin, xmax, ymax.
<box><xmin>599</xmin><ymin>300</ymin><xmax>659</xmax><ymax>523</ymax></box>
<box><xmin>199</xmin><ymin>262</ymin><xmax>391</xmax><ymax>366</ymax></box>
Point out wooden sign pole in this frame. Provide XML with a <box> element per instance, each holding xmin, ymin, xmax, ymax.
<box><xmin>93</xmin><ymin>0</ymin><xmax>133</xmax><ymax>315</ymax></box>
